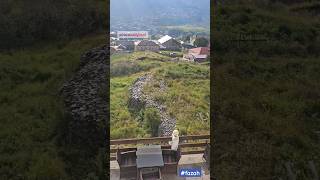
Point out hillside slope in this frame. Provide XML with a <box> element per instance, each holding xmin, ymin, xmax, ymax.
<box><xmin>110</xmin><ymin>52</ymin><xmax>210</xmax><ymax>139</ymax></box>
<box><xmin>212</xmin><ymin>1</ymin><xmax>320</xmax><ymax>179</ymax></box>
<box><xmin>0</xmin><ymin>34</ymin><xmax>106</xmax><ymax>179</ymax></box>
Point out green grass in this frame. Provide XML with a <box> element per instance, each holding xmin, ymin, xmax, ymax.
<box><xmin>213</xmin><ymin>1</ymin><xmax>320</xmax><ymax>179</ymax></box>
<box><xmin>0</xmin><ymin>34</ymin><xmax>105</xmax><ymax>179</ymax></box>
<box><xmin>161</xmin><ymin>25</ymin><xmax>210</xmax><ymax>34</ymax></box>
<box><xmin>159</xmin><ymin>51</ymin><xmax>183</xmax><ymax>57</ymax></box>
<box><xmin>110</xmin><ymin>52</ymin><xmax>210</xmax><ymax>139</ymax></box>
<box><xmin>145</xmin><ymin>63</ymin><xmax>210</xmax><ymax>135</ymax></box>
<box><xmin>110</xmin><ymin>74</ymin><xmax>146</xmax><ymax>139</ymax></box>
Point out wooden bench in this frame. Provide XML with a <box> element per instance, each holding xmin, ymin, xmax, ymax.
<box><xmin>139</xmin><ymin>167</ymin><xmax>162</xmax><ymax>180</ymax></box>
<box><xmin>161</xmin><ymin>149</ymin><xmax>181</xmax><ymax>174</ymax></box>
<box><xmin>117</xmin><ymin>150</ymin><xmax>137</xmax><ymax>178</ymax></box>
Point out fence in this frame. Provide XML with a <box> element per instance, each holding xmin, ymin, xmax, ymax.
<box><xmin>110</xmin><ymin>134</ymin><xmax>210</xmax><ymax>161</ymax></box>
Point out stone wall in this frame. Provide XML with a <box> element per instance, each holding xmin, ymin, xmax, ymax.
<box><xmin>60</xmin><ymin>45</ymin><xmax>109</xmax><ymax>149</ymax></box>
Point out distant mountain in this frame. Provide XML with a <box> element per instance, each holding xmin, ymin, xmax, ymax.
<box><xmin>111</xmin><ymin>0</ymin><xmax>210</xmax><ymax>28</ymax></box>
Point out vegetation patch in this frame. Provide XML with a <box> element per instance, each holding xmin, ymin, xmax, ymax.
<box><xmin>213</xmin><ymin>1</ymin><xmax>320</xmax><ymax>179</ymax></box>
<box><xmin>161</xmin><ymin>25</ymin><xmax>210</xmax><ymax>34</ymax></box>
<box><xmin>111</xmin><ymin>52</ymin><xmax>210</xmax><ymax>139</ymax></box>
<box><xmin>0</xmin><ymin>34</ymin><xmax>106</xmax><ymax>179</ymax></box>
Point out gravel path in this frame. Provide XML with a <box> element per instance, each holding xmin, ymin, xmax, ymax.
<box><xmin>129</xmin><ymin>74</ymin><xmax>176</xmax><ymax>136</ymax></box>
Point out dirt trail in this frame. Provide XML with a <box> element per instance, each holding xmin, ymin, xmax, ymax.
<box><xmin>129</xmin><ymin>74</ymin><xmax>176</xmax><ymax>136</ymax></box>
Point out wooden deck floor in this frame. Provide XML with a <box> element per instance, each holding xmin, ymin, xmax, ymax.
<box><xmin>110</xmin><ymin>154</ymin><xmax>210</xmax><ymax>180</ymax></box>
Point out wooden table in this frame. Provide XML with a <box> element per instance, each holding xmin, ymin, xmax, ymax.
<box><xmin>136</xmin><ymin>145</ymin><xmax>164</xmax><ymax>179</ymax></box>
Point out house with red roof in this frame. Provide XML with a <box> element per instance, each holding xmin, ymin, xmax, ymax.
<box><xmin>188</xmin><ymin>47</ymin><xmax>210</xmax><ymax>56</ymax></box>
<box><xmin>183</xmin><ymin>47</ymin><xmax>210</xmax><ymax>63</ymax></box>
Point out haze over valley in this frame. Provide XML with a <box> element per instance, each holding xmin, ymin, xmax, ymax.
<box><xmin>110</xmin><ymin>0</ymin><xmax>210</xmax><ymax>33</ymax></box>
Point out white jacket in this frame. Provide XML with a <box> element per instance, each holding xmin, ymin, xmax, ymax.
<box><xmin>170</xmin><ymin>130</ymin><xmax>179</xmax><ymax>150</ymax></box>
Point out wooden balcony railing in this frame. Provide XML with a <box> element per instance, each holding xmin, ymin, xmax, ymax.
<box><xmin>110</xmin><ymin>134</ymin><xmax>210</xmax><ymax>161</ymax></box>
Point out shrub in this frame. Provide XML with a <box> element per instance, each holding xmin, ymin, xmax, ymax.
<box><xmin>193</xmin><ymin>37</ymin><xmax>209</xmax><ymax>47</ymax></box>
<box><xmin>111</xmin><ymin>61</ymin><xmax>158</xmax><ymax>77</ymax></box>
<box><xmin>143</xmin><ymin>108</ymin><xmax>161</xmax><ymax>137</ymax></box>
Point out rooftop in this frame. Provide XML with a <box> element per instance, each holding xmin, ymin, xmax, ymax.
<box><xmin>135</xmin><ymin>40</ymin><xmax>160</xmax><ymax>46</ymax></box>
<box><xmin>188</xmin><ymin>47</ymin><xmax>210</xmax><ymax>55</ymax></box>
<box><xmin>158</xmin><ymin>35</ymin><xmax>173</xmax><ymax>44</ymax></box>
<box><xmin>191</xmin><ymin>54</ymin><xmax>208</xmax><ymax>59</ymax></box>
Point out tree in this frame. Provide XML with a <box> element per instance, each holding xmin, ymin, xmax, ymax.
<box><xmin>168</xmin><ymin>29</ymin><xmax>182</xmax><ymax>37</ymax></box>
<box><xmin>194</xmin><ymin>37</ymin><xmax>209</xmax><ymax>47</ymax></box>
<box><xmin>143</xmin><ymin>108</ymin><xmax>161</xmax><ymax>137</ymax></box>
<box><xmin>182</xmin><ymin>35</ymin><xmax>191</xmax><ymax>43</ymax></box>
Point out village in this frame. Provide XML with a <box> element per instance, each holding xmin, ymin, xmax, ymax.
<box><xmin>110</xmin><ymin>31</ymin><xmax>210</xmax><ymax>63</ymax></box>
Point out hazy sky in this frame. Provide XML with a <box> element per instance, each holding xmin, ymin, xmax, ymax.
<box><xmin>111</xmin><ymin>0</ymin><xmax>210</xmax><ymax>26</ymax></box>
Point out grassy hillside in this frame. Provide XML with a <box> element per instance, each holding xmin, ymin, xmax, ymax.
<box><xmin>0</xmin><ymin>0</ymin><xmax>107</xmax><ymax>50</ymax></box>
<box><xmin>212</xmin><ymin>1</ymin><xmax>320</xmax><ymax>179</ymax></box>
<box><xmin>0</xmin><ymin>34</ymin><xmax>106</xmax><ymax>179</ymax></box>
<box><xmin>110</xmin><ymin>52</ymin><xmax>210</xmax><ymax>139</ymax></box>
<box><xmin>161</xmin><ymin>25</ymin><xmax>210</xmax><ymax>34</ymax></box>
